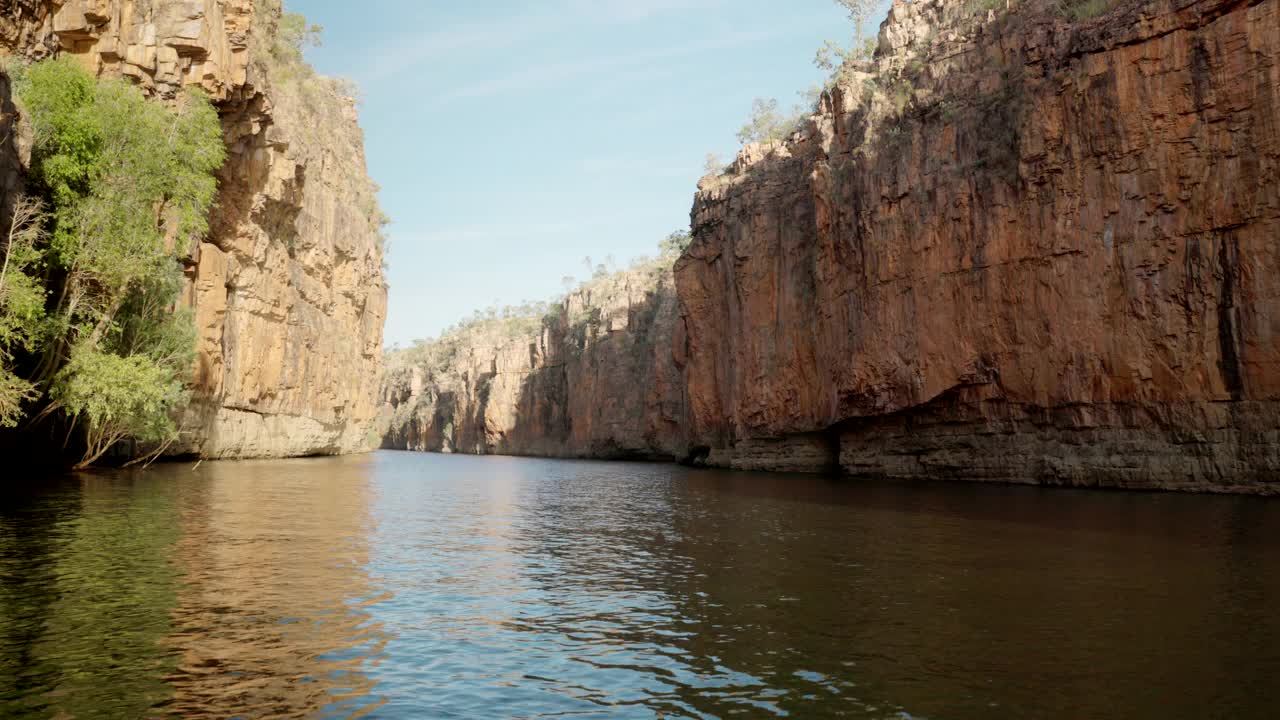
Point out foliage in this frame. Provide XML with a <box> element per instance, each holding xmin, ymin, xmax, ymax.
<box><xmin>703</xmin><ymin>152</ymin><xmax>724</xmax><ymax>177</ymax></box>
<box><xmin>813</xmin><ymin>0</ymin><xmax>884</xmax><ymax>98</ymax></box>
<box><xmin>51</xmin><ymin>347</ymin><xmax>188</xmax><ymax>468</ymax></box>
<box><xmin>659</xmin><ymin>230</ymin><xmax>692</xmax><ymax>257</ymax></box>
<box><xmin>253</xmin><ymin>0</ymin><xmax>320</xmax><ymax>78</ymax></box>
<box><xmin>832</xmin><ymin>0</ymin><xmax>880</xmax><ymax>36</ymax></box>
<box><xmin>11</xmin><ymin>57</ymin><xmax>218</xmax><ymax>465</ymax></box>
<box><xmin>814</xmin><ymin>39</ymin><xmax>851</xmax><ymax>72</ymax></box>
<box><xmin>395</xmin><ymin>228</ymin><xmax>694</xmax><ymax>383</ymax></box>
<box><xmin>255</xmin><ymin>0</ymin><xmax>361</xmax><ymax>105</ymax></box>
<box><xmin>0</xmin><ymin>196</ymin><xmax>47</xmax><ymax>427</ymax></box>
<box><xmin>732</xmin><ymin>0</ymin><xmax>886</xmax><ymax>147</ymax></box>
<box><xmin>0</xmin><ymin>370</ymin><xmax>36</xmax><ymax>429</ymax></box>
<box><xmin>275</xmin><ymin>11</ymin><xmax>324</xmax><ymax>67</ymax></box>
<box><xmin>20</xmin><ymin>57</ymin><xmax>223</xmax><ymax>302</ymax></box>
<box><xmin>254</xmin><ymin>2</ymin><xmax>386</xmax><ymax>258</ymax></box>
<box><xmin>737</xmin><ymin>98</ymin><xmax>802</xmax><ymax>145</ymax></box>
<box><xmin>968</xmin><ymin>0</ymin><xmax>1008</xmax><ymax>13</ymax></box>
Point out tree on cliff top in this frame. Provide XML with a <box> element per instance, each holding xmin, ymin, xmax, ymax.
<box><xmin>275</xmin><ymin>11</ymin><xmax>324</xmax><ymax>68</ymax></box>
<box><xmin>14</xmin><ymin>57</ymin><xmax>223</xmax><ymax>467</ymax></box>
<box><xmin>832</xmin><ymin>0</ymin><xmax>879</xmax><ymax>40</ymax></box>
<box><xmin>659</xmin><ymin>230</ymin><xmax>692</xmax><ymax>257</ymax></box>
<box><xmin>737</xmin><ymin>97</ymin><xmax>801</xmax><ymax>145</ymax></box>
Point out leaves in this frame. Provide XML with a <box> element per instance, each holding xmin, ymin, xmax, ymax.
<box><xmin>51</xmin><ymin>347</ymin><xmax>189</xmax><ymax>466</ymax></box>
<box><xmin>736</xmin><ymin>98</ymin><xmax>801</xmax><ymax>145</ymax></box>
<box><xmin>833</xmin><ymin>0</ymin><xmax>878</xmax><ymax>35</ymax></box>
<box><xmin>8</xmin><ymin>58</ymin><xmax>220</xmax><ymax>465</ymax></box>
<box><xmin>0</xmin><ymin>370</ymin><xmax>36</xmax><ymax>429</ymax></box>
<box><xmin>0</xmin><ymin>196</ymin><xmax>48</xmax><ymax>427</ymax></box>
<box><xmin>659</xmin><ymin>230</ymin><xmax>692</xmax><ymax>257</ymax></box>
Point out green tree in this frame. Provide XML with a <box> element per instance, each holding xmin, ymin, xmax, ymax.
<box><xmin>736</xmin><ymin>97</ymin><xmax>799</xmax><ymax>145</ymax></box>
<box><xmin>0</xmin><ymin>195</ymin><xmax>47</xmax><ymax>427</ymax></box>
<box><xmin>703</xmin><ymin>152</ymin><xmax>725</xmax><ymax>176</ymax></box>
<box><xmin>14</xmin><ymin>57</ymin><xmax>223</xmax><ymax>466</ymax></box>
<box><xmin>275</xmin><ymin>12</ymin><xmax>324</xmax><ymax>66</ymax></box>
<box><xmin>659</xmin><ymin>230</ymin><xmax>693</xmax><ymax>257</ymax></box>
<box><xmin>833</xmin><ymin>0</ymin><xmax>879</xmax><ymax>40</ymax></box>
<box><xmin>814</xmin><ymin>39</ymin><xmax>851</xmax><ymax>71</ymax></box>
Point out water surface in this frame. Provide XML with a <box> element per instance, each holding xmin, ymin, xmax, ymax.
<box><xmin>1</xmin><ymin>451</ymin><xmax>1278</xmax><ymax>718</ymax></box>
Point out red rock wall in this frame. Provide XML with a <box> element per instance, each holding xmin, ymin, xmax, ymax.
<box><xmin>677</xmin><ymin>0</ymin><xmax>1280</xmax><ymax>492</ymax></box>
<box><xmin>380</xmin><ymin>264</ymin><xmax>686</xmax><ymax>461</ymax></box>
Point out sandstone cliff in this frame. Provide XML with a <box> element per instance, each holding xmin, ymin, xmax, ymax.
<box><xmin>1</xmin><ymin>0</ymin><xmax>387</xmax><ymax>459</ymax></box>
<box><xmin>679</xmin><ymin>0</ymin><xmax>1279</xmax><ymax>492</ymax></box>
<box><xmin>380</xmin><ymin>258</ymin><xmax>685</xmax><ymax>460</ymax></box>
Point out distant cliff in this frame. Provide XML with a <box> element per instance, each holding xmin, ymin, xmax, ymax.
<box><xmin>1</xmin><ymin>0</ymin><xmax>387</xmax><ymax>459</ymax></box>
<box><xmin>380</xmin><ymin>256</ymin><xmax>685</xmax><ymax>460</ymax></box>
<box><xmin>384</xmin><ymin>0</ymin><xmax>1279</xmax><ymax>494</ymax></box>
<box><xmin>679</xmin><ymin>0</ymin><xmax>1279</xmax><ymax>491</ymax></box>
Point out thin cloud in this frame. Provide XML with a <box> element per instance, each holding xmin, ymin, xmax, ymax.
<box><xmin>433</xmin><ymin>28</ymin><xmax>782</xmax><ymax>104</ymax></box>
<box><xmin>357</xmin><ymin>0</ymin><xmax>728</xmax><ymax>84</ymax></box>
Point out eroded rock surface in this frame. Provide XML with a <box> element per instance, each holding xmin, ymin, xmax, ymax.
<box><xmin>2</xmin><ymin>0</ymin><xmax>386</xmax><ymax>459</ymax></box>
<box><xmin>380</xmin><ymin>262</ymin><xmax>685</xmax><ymax>460</ymax></box>
<box><xmin>678</xmin><ymin>0</ymin><xmax>1280</xmax><ymax>492</ymax></box>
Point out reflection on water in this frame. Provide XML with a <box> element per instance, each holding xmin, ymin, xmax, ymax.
<box><xmin>161</xmin><ymin>458</ymin><xmax>385</xmax><ymax>719</ymax></box>
<box><xmin>2</xmin><ymin>451</ymin><xmax>1279</xmax><ymax>718</ymax></box>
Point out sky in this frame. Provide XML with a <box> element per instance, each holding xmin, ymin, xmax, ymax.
<box><xmin>292</xmin><ymin>0</ymin><xmax>872</xmax><ymax>348</ymax></box>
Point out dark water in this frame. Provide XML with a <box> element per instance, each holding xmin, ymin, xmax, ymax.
<box><xmin>1</xmin><ymin>452</ymin><xmax>1278</xmax><ymax>719</ymax></box>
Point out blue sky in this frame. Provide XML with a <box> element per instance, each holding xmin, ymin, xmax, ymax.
<box><xmin>293</xmin><ymin>0</ymin><xmax>873</xmax><ymax>348</ymax></box>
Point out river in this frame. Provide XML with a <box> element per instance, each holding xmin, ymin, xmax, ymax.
<box><xmin>1</xmin><ymin>451</ymin><xmax>1277</xmax><ymax>718</ymax></box>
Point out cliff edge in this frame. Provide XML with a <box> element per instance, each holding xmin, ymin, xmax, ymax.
<box><xmin>1</xmin><ymin>0</ymin><xmax>387</xmax><ymax>459</ymax></box>
<box><xmin>679</xmin><ymin>0</ymin><xmax>1279</xmax><ymax>491</ymax></box>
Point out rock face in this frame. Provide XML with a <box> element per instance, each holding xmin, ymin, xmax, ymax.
<box><xmin>2</xmin><ymin>0</ymin><xmax>253</xmax><ymax>100</ymax></box>
<box><xmin>378</xmin><ymin>0</ymin><xmax>1278</xmax><ymax>493</ymax></box>
<box><xmin>1</xmin><ymin>0</ymin><xmax>387</xmax><ymax>459</ymax></box>
<box><xmin>380</xmin><ymin>261</ymin><xmax>685</xmax><ymax>460</ymax></box>
<box><xmin>678</xmin><ymin>0</ymin><xmax>1280</xmax><ymax>492</ymax></box>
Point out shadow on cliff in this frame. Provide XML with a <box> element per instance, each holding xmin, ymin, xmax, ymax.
<box><xmin>498</xmin><ymin>283</ymin><xmax>684</xmax><ymax>462</ymax></box>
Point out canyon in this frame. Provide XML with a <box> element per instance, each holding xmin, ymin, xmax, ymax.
<box><xmin>380</xmin><ymin>256</ymin><xmax>686</xmax><ymax>460</ymax></box>
<box><xmin>382</xmin><ymin>0</ymin><xmax>1280</xmax><ymax>494</ymax></box>
<box><xmin>1</xmin><ymin>0</ymin><xmax>1276</xmax><ymax>491</ymax></box>
<box><xmin>1</xmin><ymin>0</ymin><xmax>386</xmax><ymax>459</ymax></box>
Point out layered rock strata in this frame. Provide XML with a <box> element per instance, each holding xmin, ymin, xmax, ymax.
<box><xmin>1</xmin><ymin>0</ymin><xmax>387</xmax><ymax>459</ymax></box>
<box><xmin>678</xmin><ymin>0</ymin><xmax>1280</xmax><ymax>492</ymax></box>
<box><xmin>380</xmin><ymin>262</ymin><xmax>685</xmax><ymax>460</ymax></box>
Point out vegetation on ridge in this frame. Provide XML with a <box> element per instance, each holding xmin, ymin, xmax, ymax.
<box><xmin>254</xmin><ymin>0</ymin><xmax>390</xmax><ymax>255</ymax></box>
<box><xmin>389</xmin><ymin>229</ymin><xmax>691</xmax><ymax>372</ymax></box>
<box><xmin>732</xmin><ymin>0</ymin><xmax>880</xmax><ymax>147</ymax></box>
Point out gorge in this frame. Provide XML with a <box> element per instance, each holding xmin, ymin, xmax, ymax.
<box><xmin>0</xmin><ymin>0</ymin><xmax>1277</xmax><ymax>492</ymax></box>
<box><xmin>2</xmin><ymin>1</ymin><xmax>1279</xmax><ymax>717</ymax></box>
<box><xmin>380</xmin><ymin>0</ymin><xmax>1280</xmax><ymax>494</ymax></box>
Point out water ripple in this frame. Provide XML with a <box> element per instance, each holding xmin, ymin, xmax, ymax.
<box><xmin>1</xmin><ymin>452</ymin><xmax>1279</xmax><ymax>718</ymax></box>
